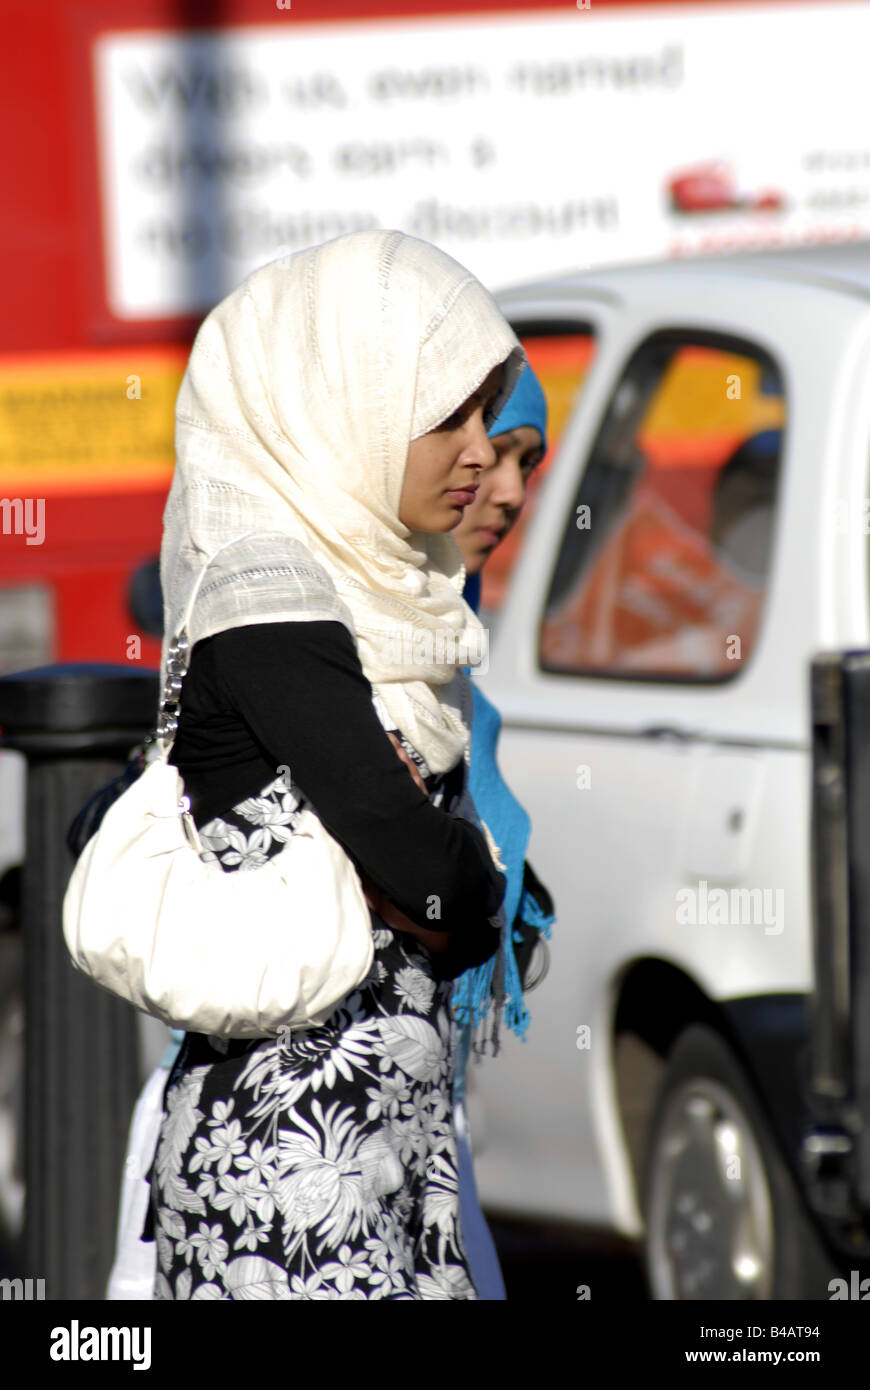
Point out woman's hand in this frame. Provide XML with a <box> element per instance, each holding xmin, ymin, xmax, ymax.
<box><xmin>359</xmin><ymin>869</ymin><xmax>451</xmax><ymax>954</ymax></box>
<box><xmin>359</xmin><ymin>730</ymin><xmax>451</xmax><ymax>954</ymax></box>
<box><xmin>385</xmin><ymin>731</ymin><xmax>427</xmax><ymax>794</ymax></box>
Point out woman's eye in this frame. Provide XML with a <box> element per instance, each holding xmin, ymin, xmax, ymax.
<box><xmin>438</xmin><ymin>390</ymin><xmax>496</xmax><ymax>432</ymax></box>
<box><xmin>438</xmin><ymin>405</ymin><xmax>468</xmax><ymax>431</ymax></box>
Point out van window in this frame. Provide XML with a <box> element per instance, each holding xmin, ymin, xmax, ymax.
<box><xmin>478</xmin><ymin>324</ymin><xmax>596</xmax><ymax>614</ymax></box>
<box><xmin>539</xmin><ymin>330</ymin><xmax>784</xmax><ymax>680</ymax></box>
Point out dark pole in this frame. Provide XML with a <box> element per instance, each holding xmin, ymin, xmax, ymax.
<box><xmin>0</xmin><ymin>664</ymin><xmax>158</xmax><ymax>1300</ymax></box>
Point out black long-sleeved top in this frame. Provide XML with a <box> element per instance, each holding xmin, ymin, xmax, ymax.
<box><xmin>170</xmin><ymin>620</ymin><xmax>506</xmax><ymax>952</ymax></box>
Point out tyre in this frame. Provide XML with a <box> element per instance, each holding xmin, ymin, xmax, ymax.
<box><xmin>642</xmin><ymin>1023</ymin><xmax>844</xmax><ymax>1299</ymax></box>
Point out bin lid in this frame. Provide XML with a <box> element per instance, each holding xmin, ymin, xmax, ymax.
<box><xmin>0</xmin><ymin>664</ymin><xmax>159</xmax><ymax>734</ymax></box>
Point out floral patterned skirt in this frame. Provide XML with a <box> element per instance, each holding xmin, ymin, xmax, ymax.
<box><xmin>149</xmin><ymin>922</ymin><xmax>477</xmax><ymax>1300</ymax></box>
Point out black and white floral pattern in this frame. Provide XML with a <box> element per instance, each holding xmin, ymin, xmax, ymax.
<box><xmin>195</xmin><ymin>772</ymin><xmax>307</xmax><ymax>872</ymax></box>
<box><xmin>148</xmin><ymin>729</ymin><xmax>476</xmax><ymax>1300</ymax></box>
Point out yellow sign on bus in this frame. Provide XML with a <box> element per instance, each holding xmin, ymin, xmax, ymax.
<box><xmin>0</xmin><ymin>348</ymin><xmax>185</xmax><ymax>493</ymax></box>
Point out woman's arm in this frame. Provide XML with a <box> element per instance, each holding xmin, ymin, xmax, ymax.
<box><xmin>356</xmin><ymin>733</ymin><xmax>453</xmax><ymax>954</ymax></box>
<box><xmin>199</xmin><ymin>620</ymin><xmax>506</xmax><ymax>935</ymax></box>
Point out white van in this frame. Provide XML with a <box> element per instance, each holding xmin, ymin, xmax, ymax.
<box><xmin>466</xmin><ymin>241</ymin><xmax>870</xmax><ymax>1299</ymax></box>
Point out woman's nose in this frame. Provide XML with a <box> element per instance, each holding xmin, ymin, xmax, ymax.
<box><xmin>462</xmin><ymin>418</ymin><xmax>497</xmax><ymax>470</ymax></box>
<box><xmin>490</xmin><ymin>457</ymin><xmax>526</xmax><ymax>509</ymax></box>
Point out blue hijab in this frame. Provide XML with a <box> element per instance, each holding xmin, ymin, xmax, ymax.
<box><xmin>453</xmin><ymin>366</ymin><xmax>554</xmax><ymax>1094</ymax></box>
<box><xmin>460</xmin><ymin>364</ymin><xmax>547</xmax><ymax>617</ymax></box>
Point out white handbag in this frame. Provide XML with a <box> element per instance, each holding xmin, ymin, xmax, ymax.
<box><xmin>62</xmin><ymin>538</ymin><xmax>375</xmax><ymax>1038</ymax></box>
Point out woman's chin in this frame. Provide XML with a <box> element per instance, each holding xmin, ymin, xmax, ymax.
<box><xmin>402</xmin><ymin>503</ymin><xmax>482</xmax><ymax>535</ymax></box>
<box><xmin>455</xmin><ymin>545</ymin><xmax>484</xmax><ymax>575</ymax></box>
<box><xmin>430</xmin><ymin>503</ymin><xmax>471</xmax><ymax>532</ymax></box>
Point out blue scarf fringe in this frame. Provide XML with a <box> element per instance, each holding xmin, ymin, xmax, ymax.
<box><xmin>452</xmin><ymin>573</ymin><xmax>557</xmax><ymax>1064</ymax></box>
<box><xmin>451</xmin><ymin>880</ymin><xmax>555</xmax><ymax>1063</ymax></box>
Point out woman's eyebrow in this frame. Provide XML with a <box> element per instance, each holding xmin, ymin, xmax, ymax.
<box><xmin>477</xmin><ymin>368</ymin><xmax>504</xmax><ymax>399</ymax></box>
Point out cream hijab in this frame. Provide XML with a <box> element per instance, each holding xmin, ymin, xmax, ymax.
<box><xmin>159</xmin><ymin>230</ymin><xmax>525</xmax><ymax>777</ymax></box>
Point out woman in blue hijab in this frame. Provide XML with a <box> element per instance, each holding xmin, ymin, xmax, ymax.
<box><xmin>449</xmin><ymin>364</ymin><xmax>556</xmax><ymax>1298</ymax></box>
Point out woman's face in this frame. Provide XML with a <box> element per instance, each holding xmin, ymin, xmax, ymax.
<box><xmin>450</xmin><ymin>424</ymin><xmax>545</xmax><ymax>574</ymax></box>
<box><xmin>399</xmin><ymin>364</ymin><xmax>504</xmax><ymax>532</ymax></box>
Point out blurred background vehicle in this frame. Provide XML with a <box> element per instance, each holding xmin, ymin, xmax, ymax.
<box><xmin>469</xmin><ymin>241</ymin><xmax>870</xmax><ymax>1299</ymax></box>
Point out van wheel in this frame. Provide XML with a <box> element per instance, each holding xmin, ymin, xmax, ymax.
<box><xmin>642</xmin><ymin>1023</ymin><xmax>843</xmax><ymax>1299</ymax></box>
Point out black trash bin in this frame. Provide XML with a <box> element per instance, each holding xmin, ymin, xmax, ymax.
<box><xmin>0</xmin><ymin>663</ymin><xmax>159</xmax><ymax>1300</ymax></box>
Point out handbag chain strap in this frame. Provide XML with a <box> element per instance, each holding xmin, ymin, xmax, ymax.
<box><xmin>153</xmin><ymin>532</ymin><xmax>262</xmax><ymax>763</ymax></box>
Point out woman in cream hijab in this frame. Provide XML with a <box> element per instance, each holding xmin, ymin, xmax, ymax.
<box><xmin>145</xmin><ymin>230</ymin><xmax>525</xmax><ymax>1300</ymax></box>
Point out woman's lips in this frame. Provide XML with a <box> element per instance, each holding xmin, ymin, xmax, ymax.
<box><xmin>475</xmin><ymin>526</ymin><xmax>504</xmax><ymax>547</ymax></box>
<box><xmin>446</xmin><ymin>488</ymin><xmax>478</xmax><ymax>506</ymax></box>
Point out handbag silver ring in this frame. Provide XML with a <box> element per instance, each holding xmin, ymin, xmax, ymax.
<box><xmin>524</xmin><ymin>937</ymin><xmax>551</xmax><ymax>992</ymax></box>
